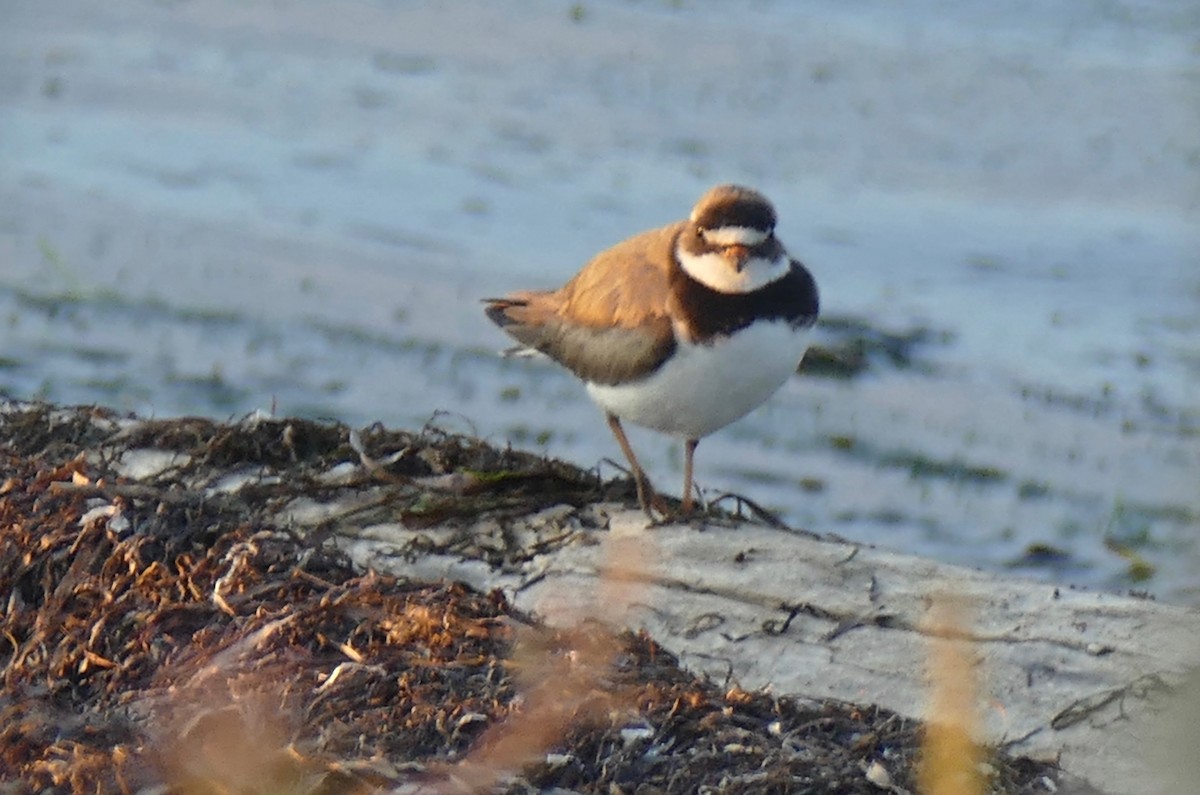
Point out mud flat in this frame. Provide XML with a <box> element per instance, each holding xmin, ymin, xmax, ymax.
<box><xmin>5</xmin><ymin>402</ymin><xmax>1197</xmax><ymax>793</ymax></box>
<box><xmin>3</xmin><ymin>0</ymin><xmax>1197</xmax><ymax>603</ymax></box>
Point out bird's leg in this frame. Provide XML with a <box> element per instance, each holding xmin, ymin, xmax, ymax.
<box><xmin>605</xmin><ymin>413</ymin><xmax>666</xmax><ymax>520</ymax></box>
<box><xmin>680</xmin><ymin>438</ymin><xmax>699</xmax><ymax>514</ymax></box>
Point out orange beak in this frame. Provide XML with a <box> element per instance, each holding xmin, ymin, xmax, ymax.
<box><xmin>725</xmin><ymin>244</ymin><xmax>750</xmax><ymax>272</ymax></box>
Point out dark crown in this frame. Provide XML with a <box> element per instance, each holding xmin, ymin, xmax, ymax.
<box><xmin>689</xmin><ymin>184</ymin><xmax>777</xmax><ymax>232</ymax></box>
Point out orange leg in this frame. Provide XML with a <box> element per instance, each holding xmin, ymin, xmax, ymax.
<box><xmin>605</xmin><ymin>413</ymin><xmax>666</xmax><ymax>520</ymax></box>
<box><xmin>681</xmin><ymin>438</ymin><xmax>699</xmax><ymax>514</ymax></box>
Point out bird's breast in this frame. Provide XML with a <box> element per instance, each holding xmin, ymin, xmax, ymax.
<box><xmin>585</xmin><ymin>320</ymin><xmax>811</xmax><ymax>440</ymax></box>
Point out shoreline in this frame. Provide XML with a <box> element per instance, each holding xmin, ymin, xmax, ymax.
<box><xmin>3</xmin><ymin>0</ymin><xmax>1197</xmax><ymax>600</ymax></box>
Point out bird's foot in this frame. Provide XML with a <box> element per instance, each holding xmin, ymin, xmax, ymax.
<box><xmin>633</xmin><ymin>481</ymin><xmax>674</xmax><ymax>526</ymax></box>
<box><xmin>639</xmin><ymin>494</ymin><xmax>710</xmax><ymax>528</ymax></box>
<box><xmin>664</xmin><ymin>500</ymin><xmax>710</xmax><ymax>528</ymax></box>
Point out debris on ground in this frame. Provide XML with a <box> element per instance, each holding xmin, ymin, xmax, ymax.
<box><xmin>1</xmin><ymin>402</ymin><xmax>1075</xmax><ymax>793</ymax></box>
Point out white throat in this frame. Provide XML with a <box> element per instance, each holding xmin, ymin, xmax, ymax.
<box><xmin>677</xmin><ymin>244</ymin><xmax>789</xmax><ymax>294</ymax></box>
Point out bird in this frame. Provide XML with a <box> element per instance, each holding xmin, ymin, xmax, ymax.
<box><xmin>484</xmin><ymin>184</ymin><xmax>819</xmax><ymax>521</ymax></box>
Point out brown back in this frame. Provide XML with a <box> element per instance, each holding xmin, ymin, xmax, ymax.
<box><xmin>484</xmin><ymin>222</ymin><xmax>685</xmax><ymax>385</ymax></box>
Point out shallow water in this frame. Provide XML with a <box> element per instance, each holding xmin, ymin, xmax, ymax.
<box><xmin>2</xmin><ymin>0</ymin><xmax>1197</xmax><ymax>600</ymax></box>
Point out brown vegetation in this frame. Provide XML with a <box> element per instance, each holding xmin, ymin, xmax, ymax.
<box><xmin>1</xmin><ymin>404</ymin><xmax>1067</xmax><ymax>793</ymax></box>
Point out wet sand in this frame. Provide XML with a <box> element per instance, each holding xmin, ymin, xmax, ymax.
<box><xmin>1</xmin><ymin>0</ymin><xmax>1197</xmax><ymax>599</ymax></box>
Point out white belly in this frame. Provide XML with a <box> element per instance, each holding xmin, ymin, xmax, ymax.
<box><xmin>586</xmin><ymin>322</ymin><xmax>811</xmax><ymax>440</ymax></box>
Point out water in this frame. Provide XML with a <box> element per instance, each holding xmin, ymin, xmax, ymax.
<box><xmin>1</xmin><ymin>0</ymin><xmax>1197</xmax><ymax>600</ymax></box>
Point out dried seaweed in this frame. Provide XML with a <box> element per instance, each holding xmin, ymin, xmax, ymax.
<box><xmin>0</xmin><ymin>404</ymin><xmax>1074</xmax><ymax>794</ymax></box>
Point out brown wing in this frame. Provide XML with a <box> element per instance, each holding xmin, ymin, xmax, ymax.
<box><xmin>483</xmin><ymin>222</ymin><xmax>683</xmax><ymax>386</ymax></box>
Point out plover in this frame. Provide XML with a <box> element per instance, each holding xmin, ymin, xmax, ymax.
<box><xmin>484</xmin><ymin>184</ymin><xmax>819</xmax><ymax>520</ymax></box>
